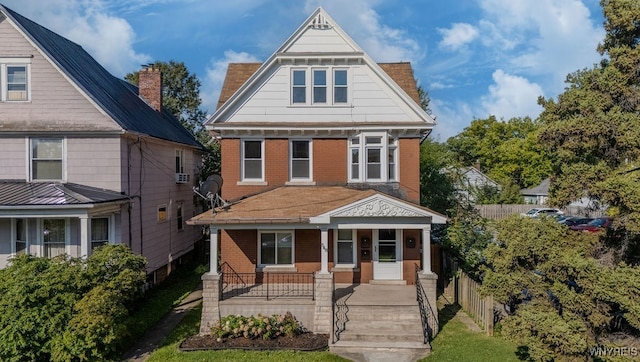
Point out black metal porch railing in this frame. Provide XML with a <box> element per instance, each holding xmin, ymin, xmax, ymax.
<box><xmin>415</xmin><ymin>264</ymin><xmax>437</xmax><ymax>343</ymax></box>
<box><xmin>220</xmin><ymin>268</ymin><xmax>315</xmax><ymax>300</ymax></box>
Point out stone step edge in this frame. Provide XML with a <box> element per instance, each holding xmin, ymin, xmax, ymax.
<box><xmin>330</xmin><ymin>340</ymin><xmax>430</xmax><ymax>349</ymax></box>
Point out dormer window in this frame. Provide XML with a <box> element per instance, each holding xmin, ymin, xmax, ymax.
<box><xmin>291</xmin><ymin>67</ymin><xmax>348</xmax><ymax>105</ymax></box>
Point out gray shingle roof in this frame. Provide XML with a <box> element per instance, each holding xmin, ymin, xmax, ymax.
<box><xmin>520</xmin><ymin>178</ymin><xmax>550</xmax><ymax>196</ymax></box>
<box><xmin>0</xmin><ymin>181</ymin><xmax>129</xmax><ymax>206</ymax></box>
<box><xmin>0</xmin><ymin>4</ymin><xmax>203</xmax><ymax>149</ymax></box>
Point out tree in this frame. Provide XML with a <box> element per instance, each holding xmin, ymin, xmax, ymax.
<box><xmin>417</xmin><ymin>85</ymin><xmax>432</xmax><ymax>114</ymax></box>
<box><xmin>419</xmin><ymin>137</ymin><xmax>457</xmax><ymax>215</ymax></box>
<box><xmin>538</xmin><ymin>0</ymin><xmax>640</xmax><ymax>234</ymax></box>
<box><xmin>125</xmin><ymin>61</ymin><xmax>220</xmax><ymax>179</ymax></box>
<box><xmin>447</xmin><ymin>116</ymin><xmax>552</xmax><ymax>190</ymax></box>
<box><xmin>481</xmin><ymin>216</ymin><xmax>640</xmax><ymax>361</ymax></box>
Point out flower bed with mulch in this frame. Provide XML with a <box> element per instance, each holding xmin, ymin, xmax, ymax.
<box><xmin>179</xmin><ymin>332</ymin><xmax>329</xmax><ymax>351</ymax></box>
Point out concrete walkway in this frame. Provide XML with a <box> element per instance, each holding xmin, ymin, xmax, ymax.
<box><xmin>121</xmin><ymin>283</ymin><xmax>203</xmax><ymax>362</ymax></box>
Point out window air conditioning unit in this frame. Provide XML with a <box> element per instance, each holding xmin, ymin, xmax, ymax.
<box><xmin>175</xmin><ymin>173</ymin><xmax>190</xmax><ymax>184</ymax></box>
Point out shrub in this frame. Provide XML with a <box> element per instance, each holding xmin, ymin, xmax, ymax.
<box><xmin>211</xmin><ymin>312</ymin><xmax>303</xmax><ymax>340</ymax></box>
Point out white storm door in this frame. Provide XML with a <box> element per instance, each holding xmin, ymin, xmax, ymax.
<box><xmin>373</xmin><ymin>229</ymin><xmax>402</xmax><ymax>280</ymax></box>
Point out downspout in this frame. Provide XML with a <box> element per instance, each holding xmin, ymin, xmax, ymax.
<box><xmin>139</xmin><ymin>138</ymin><xmax>144</xmax><ymax>258</ymax></box>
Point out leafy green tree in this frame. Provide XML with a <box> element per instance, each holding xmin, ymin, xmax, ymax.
<box><xmin>481</xmin><ymin>216</ymin><xmax>640</xmax><ymax>361</ymax></box>
<box><xmin>539</xmin><ymin>0</ymin><xmax>640</xmax><ymax>232</ymax></box>
<box><xmin>419</xmin><ymin>137</ymin><xmax>457</xmax><ymax>215</ymax></box>
<box><xmin>447</xmin><ymin>116</ymin><xmax>551</xmax><ymax>189</ymax></box>
<box><xmin>0</xmin><ymin>245</ymin><xmax>146</xmax><ymax>362</ymax></box>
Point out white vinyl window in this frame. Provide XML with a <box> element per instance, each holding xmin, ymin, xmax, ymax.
<box><xmin>334</xmin><ymin>229</ymin><xmax>356</xmax><ymax>266</ymax></box>
<box><xmin>348</xmin><ymin>133</ymin><xmax>398</xmax><ymax>183</ymax></box>
<box><xmin>259</xmin><ymin>231</ymin><xmax>294</xmax><ymax>266</ymax></box>
<box><xmin>292</xmin><ymin>70</ymin><xmax>306</xmax><ymax>104</ymax></box>
<box><xmin>30</xmin><ymin>138</ymin><xmax>64</xmax><ymax>181</ymax></box>
<box><xmin>13</xmin><ymin>218</ymin><xmax>27</xmax><ymax>255</ymax></box>
<box><xmin>334</xmin><ymin>69</ymin><xmax>348</xmax><ymax>103</ymax></box>
<box><xmin>313</xmin><ymin>69</ymin><xmax>327</xmax><ymax>104</ymax></box>
<box><xmin>1</xmin><ymin>61</ymin><xmax>30</xmax><ymax>102</ymax></box>
<box><xmin>242</xmin><ymin>140</ymin><xmax>264</xmax><ymax>180</ymax></box>
<box><xmin>43</xmin><ymin>219</ymin><xmax>67</xmax><ymax>258</ymax></box>
<box><xmin>290</xmin><ymin>140</ymin><xmax>311</xmax><ymax>180</ymax></box>
<box><xmin>91</xmin><ymin>218</ymin><xmax>109</xmax><ymax>252</ymax></box>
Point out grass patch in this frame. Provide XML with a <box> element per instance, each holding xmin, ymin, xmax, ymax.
<box><xmin>422</xmin><ymin>304</ymin><xmax>520</xmax><ymax>362</ymax></box>
<box><xmin>121</xmin><ymin>261</ymin><xmax>206</xmax><ymax>353</ymax></box>
<box><xmin>148</xmin><ymin>306</ymin><xmax>347</xmax><ymax>362</ymax></box>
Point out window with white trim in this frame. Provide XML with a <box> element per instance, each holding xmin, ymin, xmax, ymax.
<box><xmin>292</xmin><ymin>70</ymin><xmax>306</xmax><ymax>104</ymax></box>
<box><xmin>290</xmin><ymin>140</ymin><xmax>311</xmax><ymax>180</ymax></box>
<box><xmin>14</xmin><ymin>218</ymin><xmax>27</xmax><ymax>255</ymax></box>
<box><xmin>30</xmin><ymin>138</ymin><xmax>64</xmax><ymax>181</ymax></box>
<box><xmin>259</xmin><ymin>231</ymin><xmax>293</xmax><ymax>266</ymax></box>
<box><xmin>242</xmin><ymin>140</ymin><xmax>263</xmax><ymax>180</ymax></box>
<box><xmin>91</xmin><ymin>218</ymin><xmax>109</xmax><ymax>252</ymax></box>
<box><xmin>313</xmin><ymin>69</ymin><xmax>327</xmax><ymax>104</ymax></box>
<box><xmin>334</xmin><ymin>229</ymin><xmax>356</xmax><ymax>266</ymax></box>
<box><xmin>291</xmin><ymin>67</ymin><xmax>348</xmax><ymax>105</ymax></box>
<box><xmin>43</xmin><ymin>219</ymin><xmax>66</xmax><ymax>258</ymax></box>
<box><xmin>1</xmin><ymin>61</ymin><xmax>30</xmax><ymax>102</ymax></box>
<box><xmin>349</xmin><ymin>133</ymin><xmax>398</xmax><ymax>183</ymax></box>
<box><xmin>175</xmin><ymin>149</ymin><xmax>184</xmax><ymax>173</ymax></box>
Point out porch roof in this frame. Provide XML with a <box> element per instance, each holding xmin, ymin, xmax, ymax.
<box><xmin>187</xmin><ymin>186</ymin><xmax>447</xmax><ymax>226</ymax></box>
<box><xmin>0</xmin><ymin>180</ymin><xmax>129</xmax><ymax>207</ymax></box>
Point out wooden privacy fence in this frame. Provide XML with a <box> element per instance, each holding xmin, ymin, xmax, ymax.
<box><xmin>446</xmin><ymin>269</ymin><xmax>494</xmax><ymax>336</ymax></box>
<box><xmin>475</xmin><ymin>204</ymin><xmax>604</xmax><ymax>220</ymax></box>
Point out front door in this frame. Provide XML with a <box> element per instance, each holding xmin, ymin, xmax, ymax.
<box><xmin>373</xmin><ymin>229</ymin><xmax>402</xmax><ymax>280</ymax></box>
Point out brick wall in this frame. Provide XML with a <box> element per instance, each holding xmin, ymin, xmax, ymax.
<box><xmin>399</xmin><ymin>138</ymin><xmax>420</xmax><ymax>203</ymax></box>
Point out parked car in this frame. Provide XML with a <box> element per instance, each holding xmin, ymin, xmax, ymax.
<box><xmin>559</xmin><ymin>216</ymin><xmax>594</xmax><ymax>227</ymax></box>
<box><xmin>569</xmin><ymin>217</ymin><xmax>612</xmax><ymax>232</ymax></box>
<box><xmin>521</xmin><ymin>208</ymin><xmax>563</xmax><ymax>218</ymax></box>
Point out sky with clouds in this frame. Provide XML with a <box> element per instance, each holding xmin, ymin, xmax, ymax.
<box><xmin>2</xmin><ymin>0</ymin><xmax>606</xmax><ymax>140</ymax></box>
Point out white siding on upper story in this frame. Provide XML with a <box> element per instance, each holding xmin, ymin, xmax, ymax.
<box><xmin>284</xmin><ymin>27</ymin><xmax>357</xmax><ymax>53</ymax></box>
<box><xmin>223</xmin><ymin>63</ymin><xmax>418</xmax><ymax>124</ymax></box>
<box><xmin>0</xmin><ymin>17</ymin><xmax>121</xmax><ymax>132</ymax></box>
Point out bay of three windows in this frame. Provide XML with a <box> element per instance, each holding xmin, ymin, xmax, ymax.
<box><xmin>292</xmin><ymin>68</ymin><xmax>347</xmax><ymax>105</ymax></box>
<box><xmin>241</xmin><ymin>134</ymin><xmax>398</xmax><ymax>183</ymax></box>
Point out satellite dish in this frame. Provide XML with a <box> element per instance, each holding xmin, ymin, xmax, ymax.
<box><xmin>193</xmin><ymin>174</ymin><xmax>228</xmax><ymax>210</ymax></box>
<box><xmin>200</xmin><ymin>174</ymin><xmax>223</xmax><ymax>196</ymax></box>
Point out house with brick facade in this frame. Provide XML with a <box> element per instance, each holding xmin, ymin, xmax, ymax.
<box><xmin>188</xmin><ymin>7</ymin><xmax>445</xmax><ymax>355</ymax></box>
<box><xmin>0</xmin><ymin>4</ymin><xmax>205</xmax><ymax>282</ymax></box>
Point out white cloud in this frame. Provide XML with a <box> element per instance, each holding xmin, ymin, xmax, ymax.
<box><xmin>201</xmin><ymin>50</ymin><xmax>260</xmax><ymax>114</ymax></box>
<box><xmin>2</xmin><ymin>0</ymin><xmax>150</xmax><ymax>77</ymax></box>
<box><xmin>438</xmin><ymin>23</ymin><xmax>479</xmax><ymax>51</ymax></box>
<box><xmin>481</xmin><ymin>70</ymin><xmax>544</xmax><ymax>119</ymax></box>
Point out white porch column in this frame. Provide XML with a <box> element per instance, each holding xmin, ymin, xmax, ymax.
<box><xmin>320</xmin><ymin>227</ymin><xmax>329</xmax><ymax>274</ymax></box>
<box><xmin>422</xmin><ymin>224</ymin><xmax>432</xmax><ymax>274</ymax></box>
<box><xmin>209</xmin><ymin>227</ymin><xmax>219</xmax><ymax>274</ymax></box>
<box><xmin>80</xmin><ymin>216</ymin><xmax>89</xmax><ymax>258</ymax></box>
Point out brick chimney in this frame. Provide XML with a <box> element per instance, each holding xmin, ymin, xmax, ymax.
<box><xmin>138</xmin><ymin>66</ymin><xmax>162</xmax><ymax>112</ymax></box>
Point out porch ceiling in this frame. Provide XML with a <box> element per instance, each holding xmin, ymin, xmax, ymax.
<box><xmin>187</xmin><ymin>186</ymin><xmax>447</xmax><ymax>227</ymax></box>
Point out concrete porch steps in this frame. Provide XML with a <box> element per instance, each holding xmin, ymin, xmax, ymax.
<box><xmin>330</xmin><ymin>304</ymin><xmax>430</xmax><ymax>361</ymax></box>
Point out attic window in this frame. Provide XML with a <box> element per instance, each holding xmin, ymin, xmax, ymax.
<box><xmin>1</xmin><ymin>61</ymin><xmax>30</xmax><ymax>102</ymax></box>
<box><xmin>291</xmin><ymin>67</ymin><xmax>348</xmax><ymax>106</ymax></box>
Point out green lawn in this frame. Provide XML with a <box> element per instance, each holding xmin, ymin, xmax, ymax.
<box><xmin>422</xmin><ymin>304</ymin><xmax>520</xmax><ymax>362</ymax></box>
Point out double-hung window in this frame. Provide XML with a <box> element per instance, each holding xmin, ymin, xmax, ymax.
<box><xmin>91</xmin><ymin>218</ymin><xmax>109</xmax><ymax>252</ymax></box>
<box><xmin>348</xmin><ymin>133</ymin><xmax>398</xmax><ymax>183</ymax></box>
<box><xmin>334</xmin><ymin>69</ymin><xmax>347</xmax><ymax>103</ymax></box>
<box><xmin>1</xmin><ymin>60</ymin><xmax>30</xmax><ymax>102</ymax></box>
<box><xmin>259</xmin><ymin>231</ymin><xmax>293</xmax><ymax>266</ymax></box>
<box><xmin>313</xmin><ymin>70</ymin><xmax>327</xmax><ymax>104</ymax></box>
<box><xmin>290</xmin><ymin>140</ymin><xmax>311</xmax><ymax>180</ymax></box>
<box><xmin>292</xmin><ymin>70</ymin><xmax>306</xmax><ymax>104</ymax></box>
<box><xmin>175</xmin><ymin>149</ymin><xmax>184</xmax><ymax>173</ymax></box>
<box><xmin>43</xmin><ymin>219</ymin><xmax>66</xmax><ymax>258</ymax></box>
<box><xmin>242</xmin><ymin>140</ymin><xmax>263</xmax><ymax>180</ymax></box>
<box><xmin>31</xmin><ymin>138</ymin><xmax>64</xmax><ymax>181</ymax></box>
<box><xmin>335</xmin><ymin>229</ymin><xmax>356</xmax><ymax>266</ymax></box>
<box><xmin>176</xmin><ymin>203</ymin><xmax>184</xmax><ymax>230</ymax></box>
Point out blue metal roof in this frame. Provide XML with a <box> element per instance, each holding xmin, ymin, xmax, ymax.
<box><xmin>0</xmin><ymin>181</ymin><xmax>129</xmax><ymax>206</ymax></box>
<box><xmin>0</xmin><ymin>4</ymin><xmax>203</xmax><ymax>149</ymax></box>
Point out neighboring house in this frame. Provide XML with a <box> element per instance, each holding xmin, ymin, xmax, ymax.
<box><xmin>0</xmin><ymin>5</ymin><xmax>205</xmax><ymax>282</ymax></box>
<box><xmin>450</xmin><ymin>166</ymin><xmax>501</xmax><ymax>204</ymax></box>
<box><xmin>188</xmin><ymin>7</ymin><xmax>446</xmax><ymax>346</ymax></box>
<box><xmin>521</xmin><ymin>178</ymin><xmax>550</xmax><ymax>205</ymax></box>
